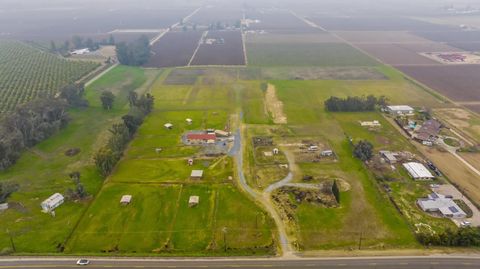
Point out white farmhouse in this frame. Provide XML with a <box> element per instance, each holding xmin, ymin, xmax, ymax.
<box><xmin>417</xmin><ymin>193</ymin><xmax>467</xmax><ymax>219</ymax></box>
<box><xmin>41</xmin><ymin>193</ymin><xmax>64</xmax><ymax>212</ymax></box>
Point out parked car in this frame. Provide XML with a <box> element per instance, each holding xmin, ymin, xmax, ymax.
<box><xmin>76</xmin><ymin>259</ymin><xmax>90</xmax><ymax>266</ymax></box>
<box><xmin>460</xmin><ymin>221</ymin><xmax>472</xmax><ymax>227</ymax></box>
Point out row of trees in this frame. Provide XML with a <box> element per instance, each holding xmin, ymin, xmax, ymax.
<box><xmin>50</xmin><ymin>35</ymin><xmax>115</xmax><ymax>55</ymax></box>
<box><xmin>417</xmin><ymin>227</ymin><xmax>480</xmax><ymax>247</ymax></box>
<box><xmin>115</xmin><ymin>35</ymin><xmax>151</xmax><ymax>66</ymax></box>
<box><xmin>94</xmin><ymin>92</ymin><xmax>154</xmax><ymax>177</ymax></box>
<box><xmin>0</xmin><ymin>83</ymin><xmax>88</xmax><ymax>171</ymax></box>
<box><xmin>324</xmin><ymin>95</ymin><xmax>388</xmax><ymax>112</ymax></box>
<box><xmin>0</xmin><ymin>98</ymin><xmax>69</xmax><ymax>170</ymax></box>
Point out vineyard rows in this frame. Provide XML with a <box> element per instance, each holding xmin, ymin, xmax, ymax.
<box><xmin>0</xmin><ymin>40</ymin><xmax>99</xmax><ymax>112</ymax></box>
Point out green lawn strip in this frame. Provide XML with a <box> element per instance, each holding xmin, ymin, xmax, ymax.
<box><xmin>110</xmin><ymin>157</ymin><xmax>233</xmax><ymax>184</ymax></box>
<box><xmin>0</xmin><ymin>66</ymin><xmax>154</xmax><ymax>252</ymax></box>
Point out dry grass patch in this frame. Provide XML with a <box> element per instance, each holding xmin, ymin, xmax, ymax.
<box><xmin>265</xmin><ymin>83</ymin><xmax>287</xmax><ymax>124</ymax></box>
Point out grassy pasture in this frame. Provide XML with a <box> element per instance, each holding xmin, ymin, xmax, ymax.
<box><xmin>0</xmin><ymin>66</ymin><xmax>156</xmax><ymax>252</ymax></box>
<box><xmin>63</xmin><ymin>69</ymin><xmax>276</xmax><ymax>255</ymax></box>
<box><xmin>246</xmin><ymin>43</ymin><xmax>379</xmax><ymax>67</ymax></box>
<box><xmin>67</xmin><ymin>182</ymin><xmax>274</xmax><ymax>255</ymax></box>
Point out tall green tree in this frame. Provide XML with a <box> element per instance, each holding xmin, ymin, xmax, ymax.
<box><xmin>353</xmin><ymin>140</ymin><xmax>374</xmax><ymax>161</ymax></box>
<box><xmin>100</xmin><ymin>91</ymin><xmax>115</xmax><ymax>110</ymax></box>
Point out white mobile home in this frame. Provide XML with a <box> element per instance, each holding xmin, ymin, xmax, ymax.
<box><xmin>41</xmin><ymin>193</ymin><xmax>64</xmax><ymax>212</ymax></box>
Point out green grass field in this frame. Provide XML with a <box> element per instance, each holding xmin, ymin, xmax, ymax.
<box><xmin>0</xmin><ymin>66</ymin><xmax>158</xmax><ymax>253</ymax></box>
<box><xmin>65</xmin><ymin>71</ymin><xmax>276</xmax><ymax>255</ymax></box>
<box><xmin>246</xmin><ymin>43</ymin><xmax>379</xmax><ymax>67</ymax></box>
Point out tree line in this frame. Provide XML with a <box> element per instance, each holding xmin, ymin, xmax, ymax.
<box><xmin>115</xmin><ymin>35</ymin><xmax>151</xmax><ymax>66</ymax></box>
<box><xmin>324</xmin><ymin>95</ymin><xmax>388</xmax><ymax>112</ymax></box>
<box><xmin>0</xmin><ymin>83</ymin><xmax>88</xmax><ymax>171</ymax></box>
<box><xmin>94</xmin><ymin>91</ymin><xmax>154</xmax><ymax>177</ymax></box>
<box><xmin>50</xmin><ymin>35</ymin><xmax>115</xmax><ymax>56</ymax></box>
<box><xmin>417</xmin><ymin>227</ymin><xmax>480</xmax><ymax>247</ymax></box>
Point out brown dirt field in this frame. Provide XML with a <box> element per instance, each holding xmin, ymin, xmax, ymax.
<box><xmin>356</xmin><ymin>43</ymin><xmax>439</xmax><ymax>65</ymax></box>
<box><xmin>465</xmin><ymin>104</ymin><xmax>480</xmax><ymax>114</ymax></box>
<box><xmin>396</xmin><ymin>65</ymin><xmax>480</xmax><ymax>102</ymax></box>
<box><xmin>265</xmin><ymin>83</ymin><xmax>287</xmax><ymax>124</ymax></box>
<box><xmin>459</xmin><ymin>153</ymin><xmax>480</xmax><ymax>174</ymax></box>
<box><xmin>144</xmin><ymin>31</ymin><xmax>204</xmax><ymax>68</ymax></box>
<box><xmin>246</xmin><ymin>33</ymin><xmax>340</xmax><ymax>43</ymax></box>
<box><xmin>336</xmin><ymin>31</ymin><xmax>431</xmax><ymax>43</ymax></box>
<box><xmin>434</xmin><ymin>108</ymin><xmax>480</xmax><ymax>145</ymax></box>
<box><xmin>246</xmin><ymin>10</ymin><xmax>321</xmax><ymax>34</ymax></box>
<box><xmin>190</xmin><ymin>30</ymin><xmax>245</xmax><ymax>66</ymax></box>
<box><xmin>419</xmin><ymin>147</ymin><xmax>480</xmax><ymax>206</ymax></box>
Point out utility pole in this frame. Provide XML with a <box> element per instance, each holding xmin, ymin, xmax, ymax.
<box><xmin>222</xmin><ymin>227</ymin><xmax>228</xmax><ymax>252</ymax></box>
<box><xmin>358</xmin><ymin>231</ymin><xmax>363</xmax><ymax>250</ymax></box>
<box><xmin>6</xmin><ymin>229</ymin><xmax>16</xmax><ymax>252</ymax></box>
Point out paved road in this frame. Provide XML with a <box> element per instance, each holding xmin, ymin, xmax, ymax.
<box><xmin>1</xmin><ymin>257</ymin><xmax>479</xmax><ymax>269</ymax></box>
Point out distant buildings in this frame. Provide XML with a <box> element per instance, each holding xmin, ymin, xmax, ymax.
<box><xmin>386</xmin><ymin>105</ymin><xmax>414</xmax><ymax>116</ymax></box>
<box><xmin>164</xmin><ymin>123</ymin><xmax>173</xmax><ymax>129</ymax></box>
<box><xmin>417</xmin><ymin>193</ymin><xmax>467</xmax><ymax>219</ymax></box>
<box><xmin>70</xmin><ymin>48</ymin><xmax>90</xmax><ymax>55</ymax></box>
<box><xmin>41</xmin><ymin>193</ymin><xmax>64</xmax><ymax>212</ymax></box>
<box><xmin>403</xmin><ymin>162</ymin><xmax>435</xmax><ymax>180</ymax></box>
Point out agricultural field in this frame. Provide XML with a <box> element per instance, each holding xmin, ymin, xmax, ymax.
<box><xmin>397</xmin><ymin>65</ymin><xmax>480</xmax><ymax>102</ymax></box>
<box><xmin>0</xmin><ymin>66</ymin><xmax>157</xmax><ymax>252</ymax></box>
<box><xmin>308</xmin><ymin>16</ymin><xmax>456</xmax><ymax>31</ymax></box>
<box><xmin>355</xmin><ymin>43</ymin><xmax>441</xmax><ymax>66</ymax></box>
<box><xmin>66</xmin><ymin>73</ymin><xmax>276</xmax><ymax>255</ymax></box>
<box><xmin>191</xmin><ymin>30</ymin><xmax>246</xmax><ymax>66</ymax></box>
<box><xmin>335</xmin><ymin>31</ymin><xmax>432</xmax><ymax>44</ymax></box>
<box><xmin>144</xmin><ymin>31</ymin><xmax>204</xmax><ymax>68</ymax></box>
<box><xmin>246</xmin><ymin>32</ymin><xmax>340</xmax><ymax>44</ymax></box>
<box><xmin>188</xmin><ymin>6</ymin><xmax>243</xmax><ymax>26</ymax></box>
<box><xmin>246</xmin><ymin>43</ymin><xmax>379</xmax><ymax>67</ymax></box>
<box><xmin>0</xmin><ymin>39</ymin><xmax>99</xmax><ymax>112</ymax></box>
<box><xmin>0</xmin><ymin>6</ymin><xmax>194</xmax><ymax>42</ymax></box>
<box><xmin>246</xmin><ymin>10</ymin><xmax>320</xmax><ymax>34</ymax></box>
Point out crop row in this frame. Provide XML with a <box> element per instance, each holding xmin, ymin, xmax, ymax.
<box><xmin>0</xmin><ymin>40</ymin><xmax>99</xmax><ymax>112</ymax></box>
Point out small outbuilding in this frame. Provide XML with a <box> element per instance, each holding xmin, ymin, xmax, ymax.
<box><xmin>273</xmin><ymin>148</ymin><xmax>279</xmax><ymax>155</ymax></box>
<box><xmin>188</xmin><ymin>158</ymin><xmax>194</xmax><ymax>166</ymax></box>
<box><xmin>41</xmin><ymin>193</ymin><xmax>64</xmax><ymax>212</ymax></box>
<box><xmin>308</xmin><ymin>145</ymin><xmax>319</xmax><ymax>152</ymax></box>
<box><xmin>120</xmin><ymin>195</ymin><xmax>132</xmax><ymax>205</ymax></box>
<box><xmin>360</xmin><ymin>120</ymin><xmax>381</xmax><ymax>127</ymax></box>
<box><xmin>403</xmin><ymin>162</ymin><xmax>435</xmax><ymax>180</ymax></box>
<box><xmin>189</xmin><ymin>196</ymin><xmax>199</xmax><ymax>207</ymax></box>
<box><xmin>215</xmin><ymin>130</ymin><xmax>230</xmax><ymax>137</ymax></box>
<box><xmin>0</xmin><ymin>203</ymin><xmax>8</xmax><ymax>211</ymax></box>
<box><xmin>164</xmin><ymin>123</ymin><xmax>173</xmax><ymax>129</ymax></box>
<box><xmin>191</xmin><ymin>170</ymin><xmax>204</xmax><ymax>179</ymax></box>
<box><xmin>186</xmin><ymin>118</ymin><xmax>193</xmax><ymax>125</ymax></box>
<box><xmin>379</xmin><ymin>151</ymin><xmax>398</xmax><ymax>164</ymax></box>
<box><xmin>321</xmin><ymin>150</ymin><xmax>333</xmax><ymax>157</ymax></box>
